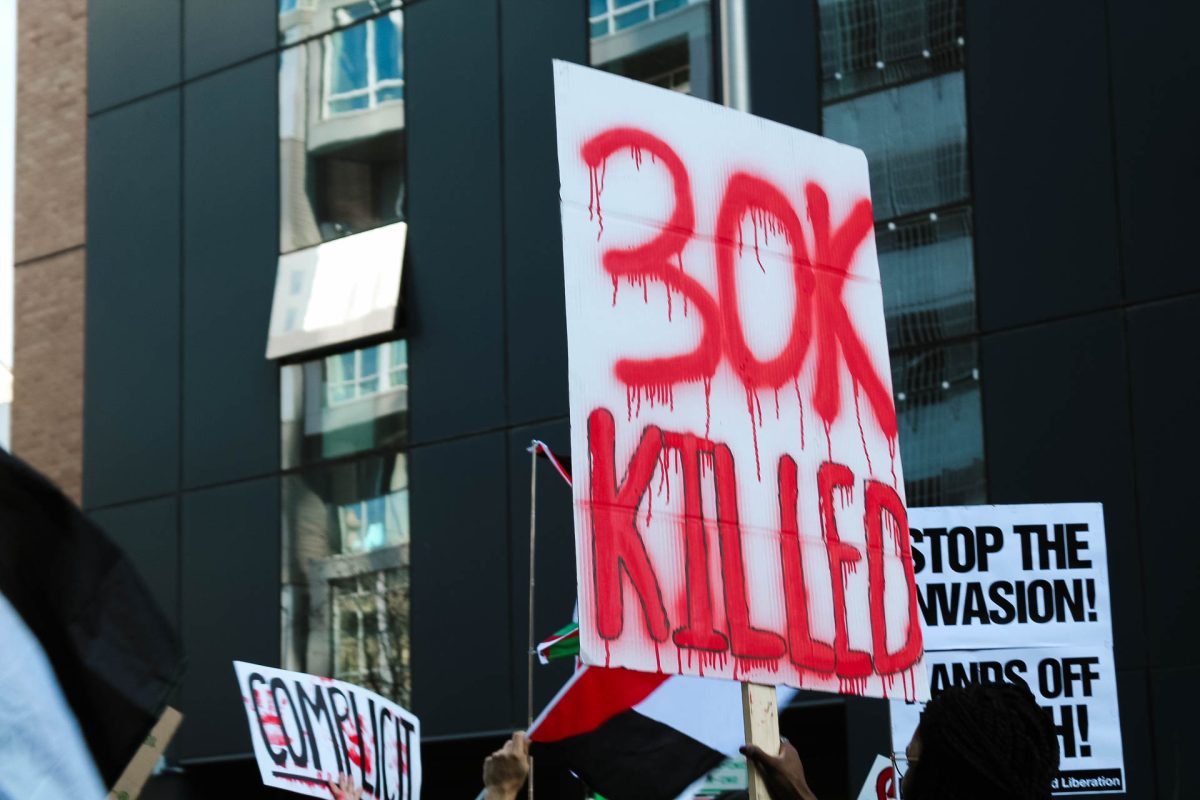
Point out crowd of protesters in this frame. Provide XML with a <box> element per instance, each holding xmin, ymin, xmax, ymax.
<box><xmin>323</xmin><ymin>680</ymin><xmax>1057</xmax><ymax>800</ymax></box>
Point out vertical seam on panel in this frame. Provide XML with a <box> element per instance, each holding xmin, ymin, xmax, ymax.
<box><xmin>1104</xmin><ymin>0</ymin><xmax>1158</xmax><ymax>790</ymax></box>
<box><xmin>177</xmin><ymin>0</ymin><xmax>187</xmax><ymax>645</ymax></box>
<box><xmin>958</xmin><ymin>1</ymin><xmax>987</xmax><ymax>502</ymax></box>
<box><xmin>494</xmin><ymin>0</ymin><xmax>519</xmax><ymax>727</ymax></box>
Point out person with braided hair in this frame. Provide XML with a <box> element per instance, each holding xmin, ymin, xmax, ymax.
<box><xmin>741</xmin><ymin>681</ymin><xmax>1059</xmax><ymax>800</ymax></box>
<box><xmin>900</xmin><ymin>681</ymin><xmax>1060</xmax><ymax>800</ymax></box>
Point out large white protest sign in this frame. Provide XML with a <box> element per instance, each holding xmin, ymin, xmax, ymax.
<box><xmin>554</xmin><ymin>62</ymin><xmax>926</xmax><ymax>700</ymax></box>
<box><xmin>233</xmin><ymin>662</ymin><xmax>421</xmax><ymax>799</ymax></box>
<box><xmin>554</xmin><ymin>61</ymin><xmax>926</xmax><ymax>700</ymax></box>
<box><xmin>890</xmin><ymin>504</ymin><xmax>1125</xmax><ymax>795</ymax></box>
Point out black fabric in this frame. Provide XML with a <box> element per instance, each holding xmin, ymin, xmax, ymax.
<box><xmin>533</xmin><ymin>709</ymin><xmax>724</xmax><ymax>800</ymax></box>
<box><xmin>0</xmin><ymin>449</ymin><xmax>184</xmax><ymax>786</ymax></box>
<box><xmin>536</xmin><ymin>446</ymin><xmax>571</xmax><ymax>477</ymax></box>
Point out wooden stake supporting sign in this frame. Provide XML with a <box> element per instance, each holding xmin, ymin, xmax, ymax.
<box><xmin>742</xmin><ymin>682</ymin><xmax>780</xmax><ymax>800</ymax></box>
<box><xmin>106</xmin><ymin>706</ymin><xmax>183</xmax><ymax>800</ymax></box>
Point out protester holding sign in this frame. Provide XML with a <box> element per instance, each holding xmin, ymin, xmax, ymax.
<box><xmin>900</xmin><ymin>682</ymin><xmax>1058</xmax><ymax>800</ymax></box>
<box><xmin>737</xmin><ymin>682</ymin><xmax>1057</xmax><ymax>800</ymax></box>
<box><xmin>891</xmin><ymin>503</ymin><xmax>1126</xmax><ymax>795</ymax></box>
<box><xmin>482</xmin><ymin>732</ymin><xmax>530</xmax><ymax>800</ymax></box>
<box><xmin>233</xmin><ymin>661</ymin><xmax>422</xmax><ymax>799</ymax></box>
<box><xmin>740</xmin><ymin>740</ymin><xmax>818</xmax><ymax>800</ymax></box>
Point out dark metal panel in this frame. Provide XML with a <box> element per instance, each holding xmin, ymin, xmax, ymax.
<box><xmin>182</xmin><ymin>56</ymin><xmax>280</xmax><ymax>489</ymax></box>
<box><xmin>1127</xmin><ymin>295</ymin><xmax>1200</xmax><ymax>669</ymax></box>
<box><xmin>88</xmin><ymin>0</ymin><xmax>182</xmax><ymax>113</ymax></box>
<box><xmin>981</xmin><ymin>312</ymin><xmax>1145</xmax><ymax>670</ymax></box>
<box><xmin>1108</xmin><ymin>0</ymin><xmax>1200</xmax><ymax>301</ymax></box>
<box><xmin>1149</xmin><ymin>666</ymin><xmax>1197</xmax><ymax>798</ymax></box>
<box><xmin>177</xmin><ymin>477</ymin><xmax>281</xmax><ymax>760</ymax></box>
<box><xmin>183</xmin><ymin>0</ymin><xmax>278</xmax><ymax>79</ymax></box>
<box><xmin>84</xmin><ymin>92</ymin><xmax>182</xmax><ymax>509</ymax></box>
<box><xmin>968</xmin><ymin>0</ymin><xmax>1122</xmax><ymax>330</ymax></box>
<box><xmin>1112</xmin><ymin>668</ymin><xmax>1157</xmax><ymax>799</ymax></box>
<box><xmin>409</xmin><ymin>431</ymin><xmax>511</xmax><ymax>736</ymax></box>
<box><xmin>404</xmin><ymin>0</ymin><xmax>506</xmax><ymax>443</ymax></box>
<box><xmin>747</xmin><ymin>0</ymin><xmax>821</xmax><ymax>133</ymax></box>
<box><xmin>843</xmin><ymin>696</ymin><xmax>887</xmax><ymax>795</ymax></box>
<box><xmin>91</xmin><ymin>496</ymin><xmax>180</xmax><ymax>631</ymax></box>
<box><xmin>500</xmin><ymin>0</ymin><xmax>586</xmax><ymax>426</ymax></box>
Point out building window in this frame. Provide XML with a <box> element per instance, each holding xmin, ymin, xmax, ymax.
<box><xmin>339</xmin><ymin>494</ymin><xmax>401</xmax><ymax>553</ymax></box>
<box><xmin>280</xmin><ymin>339</ymin><xmax>411</xmax><ymax>704</ymax></box>
<box><xmin>325</xmin><ymin>341</ymin><xmax>406</xmax><ymax>406</ymax></box>
<box><xmin>282</xmin><ymin>452</ymin><xmax>411</xmax><ymax>705</ymax></box>
<box><xmin>819</xmin><ymin>0</ymin><xmax>964</xmax><ymax>103</ymax></box>
<box><xmin>890</xmin><ymin>342</ymin><xmax>984</xmax><ymax>507</ymax></box>
<box><xmin>645</xmin><ymin>62</ymin><xmax>690</xmax><ymax>92</ymax></box>
<box><xmin>281</xmin><ymin>340</ymin><xmax>408</xmax><ymax>469</ymax></box>
<box><xmin>589</xmin><ymin>0</ymin><xmax>715</xmax><ymax>101</ymax></box>
<box><xmin>325</xmin><ymin>8</ymin><xmax>404</xmax><ymax>117</ymax></box>
<box><xmin>279</xmin><ymin>7</ymin><xmax>406</xmax><ymax>254</ymax></box>
<box><xmin>823</xmin><ymin>72</ymin><xmax>968</xmax><ymax>221</ymax></box>
<box><xmin>820</xmin><ymin>0</ymin><xmax>983</xmax><ymax>507</ymax></box>
<box><xmin>590</xmin><ymin>0</ymin><xmax>692</xmax><ymax>39</ymax></box>
<box><xmin>278</xmin><ymin>1</ymin><xmax>410</xmax><ymax>707</ymax></box>
<box><xmin>388</xmin><ymin>336</ymin><xmax>406</xmax><ymax>386</ymax></box>
<box><xmin>332</xmin><ymin>569</ymin><xmax>409</xmax><ymax>702</ymax></box>
<box><xmin>877</xmin><ymin>207</ymin><xmax>975</xmax><ymax>349</ymax></box>
<box><xmin>279</xmin><ymin>0</ymin><xmax>403</xmax><ymax>46</ymax></box>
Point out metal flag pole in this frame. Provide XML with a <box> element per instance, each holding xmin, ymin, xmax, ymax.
<box><xmin>527</xmin><ymin>442</ymin><xmax>538</xmax><ymax>800</ymax></box>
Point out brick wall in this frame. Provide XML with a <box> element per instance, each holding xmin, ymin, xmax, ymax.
<box><xmin>13</xmin><ymin>250</ymin><xmax>84</xmax><ymax>499</ymax></box>
<box><xmin>11</xmin><ymin>0</ymin><xmax>87</xmax><ymax>501</ymax></box>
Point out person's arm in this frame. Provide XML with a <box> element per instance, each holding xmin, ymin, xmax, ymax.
<box><xmin>740</xmin><ymin>739</ymin><xmax>819</xmax><ymax>800</ymax></box>
<box><xmin>483</xmin><ymin>731</ymin><xmax>530</xmax><ymax>800</ymax></box>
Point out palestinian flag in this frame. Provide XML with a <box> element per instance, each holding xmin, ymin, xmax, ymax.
<box><xmin>530</xmin><ymin>665</ymin><xmax>795</xmax><ymax>800</ymax></box>
<box><xmin>0</xmin><ymin>450</ymin><xmax>184</xmax><ymax>796</ymax></box>
<box><xmin>537</xmin><ymin>621</ymin><xmax>580</xmax><ymax>664</ymax></box>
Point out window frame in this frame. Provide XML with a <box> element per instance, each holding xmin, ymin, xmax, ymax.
<box><xmin>590</xmin><ymin>0</ymin><xmax>693</xmax><ymax>39</ymax></box>
<box><xmin>324</xmin><ymin>340</ymin><xmax>407</xmax><ymax>408</ymax></box>
<box><xmin>310</xmin><ymin>544</ymin><xmax>410</xmax><ymax>704</ymax></box>
<box><xmin>322</xmin><ymin>9</ymin><xmax>405</xmax><ymax>119</ymax></box>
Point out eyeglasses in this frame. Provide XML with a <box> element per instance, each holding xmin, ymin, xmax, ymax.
<box><xmin>889</xmin><ymin>752</ymin><xmax>917</xmax><ymax>798</ymax></box>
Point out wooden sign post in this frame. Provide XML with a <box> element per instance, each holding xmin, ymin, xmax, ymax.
<box><xmin>742</xmin><ymin>683</ymin><xmax>780</xmax><ymax>800</ymax></box>
<box><xmin>106</xmin><ymin>706</ymin><xmax>183</xmax><ymax>800</ymax></box>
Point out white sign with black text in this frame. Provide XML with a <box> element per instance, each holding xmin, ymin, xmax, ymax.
<box><xmin>890</xmin><ymin>504</ymin><xmax>1125</xmax><ymax>795</ymax></box>
<box><xmin>234</xmin><ymin>661</ymin><xmax>421</xmax><ymax>800</ymax></box>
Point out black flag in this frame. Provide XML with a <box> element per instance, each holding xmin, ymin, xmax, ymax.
<box><xmin>0</xmin><ymin>449</ymin><xmax>185</xmax><ymax>788</ymax></box>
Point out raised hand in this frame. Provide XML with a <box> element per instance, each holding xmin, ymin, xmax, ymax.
<box><xmin>740</xmin><ymin>739</ymin><xmax>819</xmax><ymax>800</ymax></box>
<box><xmin>483</xmin><ymin>731</ymin><xmax>530</xmax><ymax>800</ymax></box>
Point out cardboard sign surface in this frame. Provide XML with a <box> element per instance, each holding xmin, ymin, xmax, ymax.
<box><xmin>234</xmin><ymin>662</ymin><xmax>421</xmax><ymax>799</ymax></box>
<box><xmin>554</xmin><ymin>61</ymin><xmax>925</xmax><ymax>700</ymax></box>
<box><xmin>890</xmin><ymin>504</ymin><xmax>1125</xmax><ymax>795</ymax></box>
<box><xmin>909</xmin><ymin>503</ymin><xmax>1111</xmax><ymax>649</ymax></box>
<box><xmin>106</xmin><ymin>707</ymin><xmax>182</xmax><ymax>800</ymax></box>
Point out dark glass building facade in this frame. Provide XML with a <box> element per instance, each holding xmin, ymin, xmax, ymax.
<box><xmin>82</xmin><ymin>1</ymin><xmax>1196</xmax><ymax>797</ymax></box>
